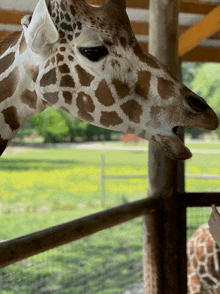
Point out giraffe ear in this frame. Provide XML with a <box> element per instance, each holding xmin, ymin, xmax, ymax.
<box><xmin>25</xmin><ymin>0</ymin><xmax>59</xmax><ymax>57</ymax></box>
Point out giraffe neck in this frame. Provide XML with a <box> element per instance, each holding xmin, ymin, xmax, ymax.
<box><xmin>0</xmin><ymin>32</ymin><xmax>45</xmax><ymax>155</ymax></box>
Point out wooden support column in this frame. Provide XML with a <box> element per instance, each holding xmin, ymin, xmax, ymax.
<box><xmin>143</xmin><ymin>0</ymin><xmax>187</xmax><ymax>293</ymax></box>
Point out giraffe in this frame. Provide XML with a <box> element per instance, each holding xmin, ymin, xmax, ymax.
<box><xmin>0</xmin><ymin>0</ymin><xmax>218</xmax><ymax>160</ymax></box>
<box><xmin>187</xmin><ymin>223</ymin><xmax>220</xmax><ymax>294</ymax></box>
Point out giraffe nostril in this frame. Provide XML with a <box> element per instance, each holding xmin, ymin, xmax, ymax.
<box><xmin>186</xmin><ymin>96</ymin><xmax>208</xmax><ymax>113</ymax></box>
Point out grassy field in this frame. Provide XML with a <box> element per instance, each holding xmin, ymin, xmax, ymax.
<box><xmin>0</xmin><ymin>141</ymin><xmax>220</xmax><ymax>293</ymax></box>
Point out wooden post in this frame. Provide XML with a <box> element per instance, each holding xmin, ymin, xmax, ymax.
<box><xmin>143</xmin><ymin>0</ymin><xmax>187</xmax><ymax>293</ymax></box>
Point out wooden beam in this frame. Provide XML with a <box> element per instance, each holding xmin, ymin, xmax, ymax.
<box><xmin>0</xmin><ymin>0</ymin><xmax>218</xmax><ymax>27</ymax></box>
<box><xmin>180</xmin><ymin>192</ymin><xmax>220</xmax><ymax>207</ymax></box>
<box><xmin>182</xmin><ymin>46</ymin><xmax>220</xmax><ymax>62</ymax></box>
<box><xmin>139</xmin><ymin>43</ymin><xmax>220</xmax><ymax>63</ymax></box>
<box><xmin>179</xmin><ymin>5</ymin><xmax>220</xmax><ymax>56</ymax></box>
<box><xmin>0</xmin><ymin>195</ymin><xmax>164</xmax><ymax>268</ymax></box>
<box><xmin>0</xmin><ymin>10</ymin><xmax>26</xmax><ymax>25</ymax></box>
<box><xmin>87</xmin><ymin>0</ymin><xmax>218</xmax><ymax>13</ymax></box>
<box><xmin>0</xmin><ymin>31</ymin><xmax>12</xmax><ymax>42</ymax></box>
<box><xmin>180</xmin><ymin>0</ymin><xmax>217</xmax><ymax>14</ymax></box>
<box><xmin>179</xmin><ymin>25</ymin><xmax>220</xmax><ymax>40</ymax></box>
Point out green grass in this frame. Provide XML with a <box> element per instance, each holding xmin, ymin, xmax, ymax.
<box><xmin>0</xmin><ymin>142</ymin><xmax>220</xmax><ymax>293</ymax></box>
<box><xmin>0</xmin><ymin>148</ymin><xmax>148</xmax><ymax>215</ymax></box>
<box><xmin>0</xmin><ymin>215</ymin><xmax>143</xmax><ymax>294</ymax></box>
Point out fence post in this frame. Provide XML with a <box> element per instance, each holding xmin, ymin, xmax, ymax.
<box><xmin>142</xmin><ymin>0</ymin><xmax>187</xmax><ymax>293</ymax></box>
<box><xmin>100</xmin><ymin>153</ymin><xmax>105</xmax><ymax>208</ymax></box>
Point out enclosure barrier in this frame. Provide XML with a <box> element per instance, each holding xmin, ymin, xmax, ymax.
<box><xmin>100</xmin><ymin>153</ymin><xmax>220</xmax><ymax>208</ymax></box>
<box><xmin>0</xmin><ymin>193</ymin><xmax>164</xmax><ymax>268</ymax></box>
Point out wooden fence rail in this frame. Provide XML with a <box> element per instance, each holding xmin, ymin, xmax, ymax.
<box><xmin>0</xmin><ymin>193</ymin><xmax>164</xmax><ymax>268</ymax></box>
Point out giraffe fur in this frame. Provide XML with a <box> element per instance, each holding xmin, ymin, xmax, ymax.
<box><xmin>0</xmin><ymin>0</ymin><xmax>218</xmax><ymax>158</ymax></box>
<box><xmin>188</xmin><ymin>223</ymin><xmax>220</xmax><ymax>294</ymax></box>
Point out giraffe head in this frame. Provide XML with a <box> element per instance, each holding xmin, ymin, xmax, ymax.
<box><xmin>21</xmin><ymin>0</ymin><xmax>218</xmax><ymax>160</ymax></box>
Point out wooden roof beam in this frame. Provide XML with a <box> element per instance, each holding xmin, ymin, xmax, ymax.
<box><xmin>179</xmin><ymin>4</ymin><xmax>220</xmax><ymax>57</ymax></box>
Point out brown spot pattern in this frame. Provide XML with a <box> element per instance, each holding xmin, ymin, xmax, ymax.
<box><xmin>0</xmin><ymin>67</ymin><xmax>18</xmax><ymax>103</ymax></box>
<box><xmin>2</xmin><ymin>106</ymin><xmax>20</xmax><ymax>131</ymax></box>
<box><xmin>0</xmin><ymin>31</ymin><xmax>21</xmax><ymax>56</ymax></box>
<box><xmin>158</xmin><ymin>77</ymin><xmax>175</xmax><ymax>100</ymax></box>
<box><xmin>70</xmin><ymin>5</ymin><xmax>76</xmax><ymax>16</ymax></box>
<box><xmin>197</xmin><ymin>247</ymin><xmax>206</xmax><ymax>262</ymax></box>
<box><xmin>21</xmin><ymin>89</ymin><xmax>37</xmax><ymax>109</ymax></box>
<box><xmin>43</xmin><ymin>92</ymin><xmax>59</xmax><ymax>104</ymax></box>
<box><xmin>40</xmin><ymin>68</ymin><xmax>57</xmax><ymax>87</ymax></box>
<box><xmin>78</xmin><ymin>110</ymin><xmax>94</xmax><ymax>123</ymax></box>
<box><xmin>121</xmin><ymin>100</ymin><xmax>143</xmax><ymax>123</ymax></box>
<box><xmin>68</xmin><ymin>35</ymin><xmax>73</xmax><ymax>41</ymax></box>
<box><xmin>199</xmin><ymin>265</ymin><xmax>206</xmax><ymax>275</ymax></box>
<box><xmin>0</xmin><ymin>52</ymin><xmax>15</xmax><ymax>75</ymax></box>
<box><xmin>150</xmin><ymin>106</ymin><xmax>161</xmax><ymax>118</ymax></box>
<box><xmin>26</xmin><ymin>65</ymin><xmax>39</xmax><ymax>82</ymax></box>
<box><xmin>56</xmin><ymin>53</ymin><xmax>64</xmax><ymax>63</ymax></box>
<box><xmin>68</xmin><ymin>55</ymin><xmax>74</xmax><ymax>62</ymax></box>
<box><xmin>61</xmin><ymin>106</ymin><xmax>70</xmax><ymax>114</ymax></box>
<box><xmin>95</xmin><ymin>80</ymin><xmax>115</xmax><ymax>106</ymax></box>
<box><xmin>0</xmin><ymin>136</ymin><xmax>8</xmax><ymax>156</ymax></box>
<box><xmin>120</xmin><ymin>36</ymin><xmax>127</xmax><ymax>47</ymax></box>
<box><xmin>60</xmin><ymin>75</ymin><xmax>75</xmax><ymax>88</ymax></box>
<box><xmin>59</xmin><ymin>64</ymin><xmax>70</xmax><ymax>74</ymax></box>
<box><xmin>112</xmin><ymin>79</ymin><xmax>130</xmax><ymax>99</ymax></box>
<box><xmin>63</xmin><ymin>91</ymin><xmax>72</xmax><ymax>104</ymax></box>
<box><xmin>127</xmin><ymin>127</ymin><xmax>135</xmax><ymax>134</ymax></box>
<box><xmin>61</xmin><ymin>23</ymin><xmax>72</xmax><ymax>31</ymax></box>
<box><xmin>135</xmin><ymin>71</ymin><xmax>151</xmax><ymax>99</ymax></box>
<box><xmin>133</xmin><ymin>43</ymin><xmax>160</xmax><ymax>69</ymax></box>
<box><xmin>100</xmin><ymin>111</ymin><xmax>123</xmax><ymax>127</ymax></box>
<box><xmin>203</xmin><ymin>276</ymin><xmax>216</xmax><ymax>286</ymax></box>
<box><xmin>19</xmin><ymin>34</ymin><xmax>27</xmax><ymax>54</ymax></box>
<box><xmin>77</xmin><ymin>21</ymin><xmax>82</xmax><ymax>30</ymax></box>
<box><xmin>76</xmin><ymin>65</ymin><xmax>94</xmax><ymax>87</ymax></box>
<box><xmin>138</xmin><ymin>130</ymin><xmax>146</xmax><ymax>138</ymax></box>
<box><xmin>77</xmin><ymin>92</ymin><xmax>95</xmax><ymax>113</ymax></box>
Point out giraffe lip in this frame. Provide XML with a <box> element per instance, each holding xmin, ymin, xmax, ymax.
<box><xmin>153</xmin><ymin>133</ymin><xmax>192</xmax><ymax>160</ymax></box>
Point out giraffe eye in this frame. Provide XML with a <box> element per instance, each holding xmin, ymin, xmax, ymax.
<box><xmin>78</xmin><ymin>46</ymin><xmax>108</xmax><ymax>62</ymax></box>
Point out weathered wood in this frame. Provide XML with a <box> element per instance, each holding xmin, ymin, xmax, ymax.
<box><xmin>144</xmin><ymin>0</ymin><xmax>187</xmax><ymax>293</ymax></box>
<box><xmin>88</xmin><ymin>0</ymin><xmax>218</xmax><ymax>14</ymax></box>
<box><xmin>140</xmin><ymin>42</ymin><xmax>220</xmax><ymax>63</ymax></box>
<box><xmin>180</xmin><ymin>192</ymin><xmax>220</xmax><ymax>207</ymax></box>
<box><xmin>179</xmin><ymin>5</ymin><xmax>220</xmax><ymax>56</ymax></box>
<box><xmin>0</xmin><ymin>194</ymin><xmax>164</xmax><ymax>268</ymax></box>
<box><xmin>181</xmin><ymin>46</ymin><xmax>220</xmax><ymax>63</ymax></box>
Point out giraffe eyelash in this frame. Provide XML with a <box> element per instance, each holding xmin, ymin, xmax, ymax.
<box><xmin>78</xmin><ymin>46</ymin><xmax>109</xmax><ymax>62</ymax></box>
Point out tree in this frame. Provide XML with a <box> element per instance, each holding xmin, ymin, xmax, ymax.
<box><xmin>29</xmin><ymin>107</ymin><xmax>69</xmax><ymax>143</ymax></box>
<box><xmin>182</xmin><ymin>62</ymin><xmax>220</xmax><ymax>138</ymax></box>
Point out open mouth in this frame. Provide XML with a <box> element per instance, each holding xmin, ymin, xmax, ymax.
<box><xmin>153</xmin><ymin>128</ymin><xmax>192</xmax><ymax>161</ymax></box>
<box><xmin>172</xmin><ymin>126</ymin><xmax>179</xmax><ymax>136</ymax></box>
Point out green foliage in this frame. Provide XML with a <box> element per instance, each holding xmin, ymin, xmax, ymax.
<box><xmin>29</xmin><ymin>107</ymin><xmax>69</xmax><ymax>143</ymax></box>
<box><xmin>17</xmin><ymin>107</ymin><xmax>116</xmax><ymax>143</ymax></box>
<box><xmin>182</xmin><ymin>62</ymin><xmax>220</xmax><ymax>138</ymax></box>
<box><xmin>58</xmin><ymin>109</ymin><xmax>88</xmax><ymax>139</ymax></box>
<box><xmin>189</xmin><ymin>63</ymin><xmax>220</xmax><ymax>138</ymax></box>
<box><xmin>181</xmin><ymin>62</ymin><xmax>203</xmax><ymax>86</ymax></box>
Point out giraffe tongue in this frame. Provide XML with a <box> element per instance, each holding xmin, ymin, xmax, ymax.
<box><xmin>153</xmin><ymin>134</ymin><xmax>192</xmax><ymax>160</ymax></box>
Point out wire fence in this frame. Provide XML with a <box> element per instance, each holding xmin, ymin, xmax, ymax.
<box><xmin>0</xmin><ymin>218</ymin><xmax>143</xmax><ymax>294</ymax></box>
<box><xmin>0</xmin><ymin>207</ymin><xmax>214</xmax><ymax>293</ymax></box>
